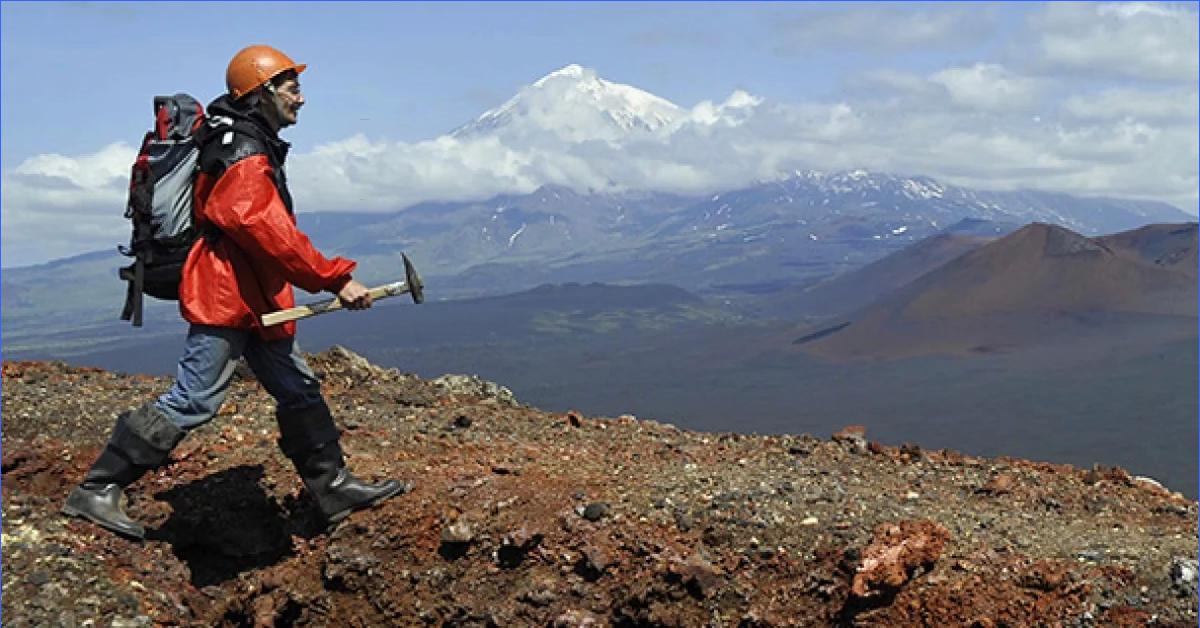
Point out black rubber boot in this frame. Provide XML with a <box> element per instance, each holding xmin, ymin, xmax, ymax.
<box><xmin>62</xmin><ymin>447</ymin><xmax>149</xmax><ymax>540</ymax></box>
<box><xmin>62</xmin><ymin>405</ymin><xmax>186</xmax><ymax>541</ymax></box>
<box><xmin>292</xmin><ymin>441</ymin><xmax>410</xmax><ymax>525</ymax></box>
<box><xmin>277</xmin><ymin>401</ymin><xmax>409</xmax><ymax>525</ymax></box>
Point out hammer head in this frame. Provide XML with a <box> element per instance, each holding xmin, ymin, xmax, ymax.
<box><xmin>403</xmin><ymin>253</ymin><xmax>425</xmax><ymax>304</ymax></box>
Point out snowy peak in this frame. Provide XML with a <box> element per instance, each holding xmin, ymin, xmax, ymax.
<box><xmin>452</xmin><ymin>64</ymin><xmax>684</xmax><ymax>141</ymax></box>
<box><xmin>532</xmin><ymin>63</ymin><xmax>588</xmax><ymax>87</ymax></box>
<box><xmin>781</xmin><ymin>169</ymin><xmax>951</xmax><ymax>201</ymax></box>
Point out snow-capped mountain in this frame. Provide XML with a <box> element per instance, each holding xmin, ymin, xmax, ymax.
<box><xmin>652</xmin><ymin>168</ymin><xmax>1187</xmax><ymax>245</ymax></box>
<box><xmin>6</xmin><ymin>66</ymin><xmax>1193</xmax><ymax>336</ymax></box>
<box><xmin>7</xmin><ymin>168</ymin><xmax>1192</xmax><ymax>346</ymax></box>
<box><xmin>780</xmin><ymin>170</ymin><xmax>1183</xmax><ymax>234</ymax></box>
<box><xmin>276</xmin><ymin>168</ymin><xmax>1190</xmax><ymax>302</ymax></box>
<box><xmin>451</xmin><ymin>64</ymin><xmax>684</xmax><ymax>142</ymax></box>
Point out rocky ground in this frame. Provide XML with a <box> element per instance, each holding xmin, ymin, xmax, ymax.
<box><xmin>1</xmin><ymin>347</ymin><xmax>1196</xmax><ymax>627</ymax></box>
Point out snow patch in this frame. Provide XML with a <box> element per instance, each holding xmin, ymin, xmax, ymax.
<box><xmin>508</xmin><ymin>223</ymin><xmax>526</xmax><ymax>248</ymax></box>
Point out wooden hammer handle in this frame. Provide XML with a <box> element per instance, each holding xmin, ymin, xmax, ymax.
<box><xmin>261</xmin><ymin>281</ymin><xmax>407</xmax><ymax>327</ymax></box>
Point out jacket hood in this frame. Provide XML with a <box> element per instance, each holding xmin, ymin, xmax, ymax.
<box><xmin>202</xmin><ymin>94</ymin><xmax>291</xmax><ymax>164</ymax></box>
<box><xmin>206</xmin><ymin>94</ymin><xmax>275</xmax><ymax>136</ymax></box>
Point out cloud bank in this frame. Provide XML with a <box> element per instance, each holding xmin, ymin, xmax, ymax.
<box><xmin>3</xmin><ymin>3</ymin><xmax>1196</xmax><ymax>266</ymax></box>
<box><xmin>1021</xmin><ymin>2</ymin><xmax>1198</xmax><ymax>81</ymax></box>
<box><xmin>771</xmin><ymin>4</ymin><xmax>1000</xmax><ymax>53</ymax></box>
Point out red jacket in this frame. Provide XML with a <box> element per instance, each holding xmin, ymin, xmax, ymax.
<box><xmin>180</xmin><ymin>154</ymin><xmax>355</xmax><ymax>341</ymax></box>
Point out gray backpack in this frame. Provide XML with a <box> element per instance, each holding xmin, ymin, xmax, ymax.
<box><xmin>118</xmin><ymin>94</ymin><xmax>206</xmax><ymax>327</ymax></box>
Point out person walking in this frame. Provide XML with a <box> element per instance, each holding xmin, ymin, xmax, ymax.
<box><xmin>63</xmin><ymin>45</ymin><xmax>407</xmax><ymax>540</ymax></box>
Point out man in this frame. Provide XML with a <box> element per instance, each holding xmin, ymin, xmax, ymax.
<box><xmin>62</xmin><ymin>45</ymin><xmax>408</xmax><ymax>540</ymax></box>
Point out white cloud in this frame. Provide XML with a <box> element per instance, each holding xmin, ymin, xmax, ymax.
<box><xmin>9</xmin><ymin>142</ymin><xmax>133</xmax><ymax>202</ymax></box>
<box><xmin>773</xmin><ymin>5</ymin><xmax>998</xmax><ymax>53</ymax></box>
<box><xmin>683</xmin><ymin>90</ymin><xmax>763</xmax><ymax>127</ymax></box>
<box><xmin>292</xmin><ymin>134</ymin><xmax>546</xmax><ymax>211</ymax></box>
<box><xmin>1</xmin><ymin>143</ymin><xmax>135</xmax><ymax>266</ymax></box>
<box><xmin>930</xmin><ymin>63</ymin><xmax>1042</xmax><ymax>111</ymax></box>
<box><xmin>1022</xmin><ymin>2</ymin><xmax>1198</xmax><ymax>82</ymax></box>
<box><xmin>1063</xmin><ymin>86</ymin><xmax>1199</xmax><ymax>120</ymax></box>
<box><xmin>849</xmin><ymin>69</ymin><xmax>931</xmax><ymax>95</ymax></box>
<box><xmin>4</xmin><ymin>60</ymin><xmax>1197</xmax><ymax>267</ymax></box>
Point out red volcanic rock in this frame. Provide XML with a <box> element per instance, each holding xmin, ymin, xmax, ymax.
<box><xmin>833</xmin><ymin>425</ymin><xmax>868</xmax><ymax>453</ymax></box>
<box><xmin>1</xmin><ymin>448</ymin><xmax>32</xmax><ymax>474</ymax></box>
<box><xmin>898</xmin><ymin>442</ymin><xmax>922</xmax><ymax>461</ymax></box>
<box><xmin>833</xmin><ymin>425</ymin><xmax>866</xmax><ymax>440</ymax></box>
<box><xmin>670</xmin><ymin>548</ymin><xmax>724</xmax><ymax>598</ymax></box>
<box><xmin>1018</xmin><ymin>560</ymin><xmax>1068</xmax><ymax>592</ymax></box>
<box><xmin>1</xmin><ymin>350</ymin><xmax>1196</xmax><ymax>626</ymax></box>
<box><xmin>552</xmin><ymin>610</ymin><xmax>601</xmax><ymax>627</ymax></box>
<box><xmin>978</xmin><ymin>473</ymin><xmax>1016</xmax><ymax>495</ymax></box>
<box><xmin>850</xmin><ymin>520</ymin><xmax>950</xmax><ymax>599</ymax></box>
<box><xmin>1</xmin><ymin>361</ymin><xmax>24</xmax><ymax>379</ymax></box>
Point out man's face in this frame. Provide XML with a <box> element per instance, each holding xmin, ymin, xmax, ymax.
<box><xmin>270</xmin><ymin>77</ymin><xmax>304</xmax><ymax>128</ymax></box>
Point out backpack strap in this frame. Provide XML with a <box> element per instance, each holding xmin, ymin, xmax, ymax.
<box><xmin>197</xmin><ymin>117</ymin><xmax>294</xmax><ymax>214</ymax></box>
<box><xmin>197</xmin><ymin>116</ymin><xmax>265</xmax><ymax>176</ymax></box>
<box><xmin>118</xmin><ymin>146</ymin><xmax>155</xmax><ymax>327</ymax></box>
<box><xmin>119</xmin><ymin>259</ymin><xmax>145</xmax><ymax>327</ymax></box>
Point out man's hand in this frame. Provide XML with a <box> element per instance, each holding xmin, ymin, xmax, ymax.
<box><xmin>336</xmin><ymin>279</ymin><xmax>373</xmax><ymax>310</ymax></box>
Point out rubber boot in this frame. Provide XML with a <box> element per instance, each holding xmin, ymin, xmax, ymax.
<box><xmin>62</xmin><ymin>404</ymin><xmax>186</xmax><ymax>541</ymax></box>
<box><xmin>61</xmin><ymin>446</ymin><xmax>149</xmax><ymax>540</ymax></box>
<box><xmin>291</xmin><ymin>440</ymin><xmax>410</xmax><ymax>525</ymax></box>
<box><xmin>277</xmin><ymin>401</ymin><xmax>410</xmax><ymax>526</ymax></box>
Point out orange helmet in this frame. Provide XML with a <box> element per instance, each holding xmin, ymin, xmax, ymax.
<box><xmin>226</xmin><ymin>45</ymin><xmax>307</xmax><ymax>100</ymax></box>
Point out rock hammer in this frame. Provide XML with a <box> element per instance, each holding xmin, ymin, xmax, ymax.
<box><xmin>261</xmin><ymin>253</ymin><xmax>424</xmax><ymax>327</ymax></box>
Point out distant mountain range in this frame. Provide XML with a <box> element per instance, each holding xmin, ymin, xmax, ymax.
<box><xmin>3</xmin><ymin>62</ymin><xmax>1192</xmax><ymax>342</ymax></box>
<box><xmin>2</xmin><ymin>66</ymin><xmax>1192</xmax><ymax>346</ymax></box>
<box><xmin>321</xmin><ymin>171</ymin><xmax>1190</xmax><ymax>298</ymax></box>
<box><xmin>2</xmin><ymin>171</ymin><xmax>1191</xmax><ymax>351</ymax></box>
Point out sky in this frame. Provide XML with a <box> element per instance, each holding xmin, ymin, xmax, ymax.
<box><xmin>1</xmin><ymin>1</ymin><xmax>1197</xmax><ymax>267</ymax></box>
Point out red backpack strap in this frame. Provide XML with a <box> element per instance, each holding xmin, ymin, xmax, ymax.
<box><xmin>155</xmin><ymin>104</ymin><xmax>171</xmax><ymax>140</ymax></box>
<box><xmin>190</xmin><ymin>101</ymin><xmax>205</xmax><ymax>134</ymax></box>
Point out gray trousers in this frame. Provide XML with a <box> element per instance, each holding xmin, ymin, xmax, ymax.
<box><xmin>153</xmin><ymin>324</ymin><xmax>325</xmax><ymax>430</ymax></box>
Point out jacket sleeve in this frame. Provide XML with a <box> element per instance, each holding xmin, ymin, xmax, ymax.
<box><xmin>202</xmin><ymin>155</ymin><xmax>356</xmax><ymax>293</ymax></box>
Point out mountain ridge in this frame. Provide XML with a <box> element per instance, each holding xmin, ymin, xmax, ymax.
<box><xmin>792</xmin><ymin>221</ymin><xmax>1198</xmax><ymax>360</ymax></box>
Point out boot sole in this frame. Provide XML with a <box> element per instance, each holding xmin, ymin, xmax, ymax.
<box><xmin>326</xmin><ymin>481</ymin><xmax>412</xmax><ymax>526</ymax></box>
<box><xmin>61</xmin><ymin>503</ymin><xmax>145</xmax><ymax>541</ymax></box>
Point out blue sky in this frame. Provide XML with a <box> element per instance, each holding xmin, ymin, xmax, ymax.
<box><xmin>0</xmin><ymin>2</ymin><xmax>1027</xmax><ymax>161</ymax></box>
<box><xmin>1</xmin><ymin>2</ymin><xmax>1196</xmax><ymax>266</ymax></box>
